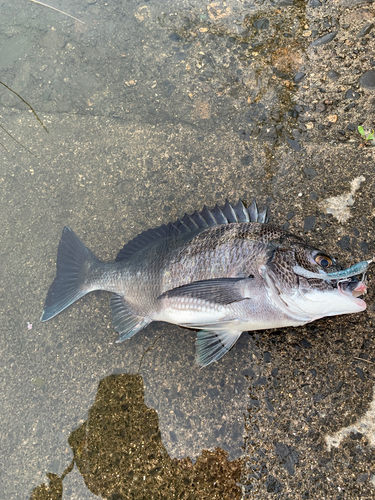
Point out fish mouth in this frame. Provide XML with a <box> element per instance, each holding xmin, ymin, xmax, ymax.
<box><xmin>338</xmin><ymin>280</ymin><xmax>367</xmax><ymax>307</ymax></box>
<box><xmin>262</xmin><ymin>264</ymin><xmax>367</xmax><ymax>321</ymax></box>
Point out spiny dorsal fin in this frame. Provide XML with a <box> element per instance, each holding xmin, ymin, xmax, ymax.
<box><xmin>115</xmin><ymin>199</ymin><xmax>268</xmax><ymax>262</ymax></box>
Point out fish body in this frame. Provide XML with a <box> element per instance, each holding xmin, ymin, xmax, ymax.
<box><xmin>41</xmin><ymin>200</ymin><xmax>367</xmax><ymax>366</ymax></box>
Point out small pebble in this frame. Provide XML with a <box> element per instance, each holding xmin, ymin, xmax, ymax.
<box><xmin>327</xmin><ymin>70</ymin><xmax>340</xmax><ymax>81</ymax></box>
<box><xmin>313</xmin><ymin>392</ymin><xmax>325</xmax><ymax>402</ymax></box>
<box><xmin>174</xmin><ymin>52</ymin><xmax>186</xmax><ymax>61</ymax></box>
<box><xmin>360</xmin><ymin>241</ymin><xmax>369</xmax><ymax>254</ymax></box>
<box><xmin>350</xmin><ymin>431</ymin><xmax>363</xmax><ymax>440</ymax></box>
<box><xmin>311</xmin><ymin>32</ymin><xmax>337</xmax><ymax>47</ymax></box>
<box><xmin>355</xmin><ymin>367</ymin><xmax>365</xmax><ymax>381</ymax></box>
<box><xmin>292</xmin><ymin>129</ymin><xmax>301</xmax><ymax>138</ymax></box>
<box><xmin>304</xmin><ymin>216</ymin><xmax>316</xmax><ymax>232</ymax></box>
<box><xmin>254</xmin><ymin>376</ymin><xmax>267</xmax><ymax>386</ymax></box>
<box><xmin>359</xmin><ymin>23</ymin><xmax>374</xmax><ymax>37</ymax></box>
<box><xmin>169</xmin><ymin>33</ymin><xmax>183</xmax><ymax>42</ymax></box>
<box><xmin>345</xmin><ymin>89</ymin><xmax>360</xmax><ymax>100</ymax></box>
<box><xmin>303</xmin><ymin>167</ymin><xmax>317</xmax><ymax>179</ymax></box>
<box><xmin>265</xmin><ymin>475</ymin><xmax>283</xmax><ymax>493</ymax></box>
<box><xmin>294</xmin><ymin>72</ymin><xmax>306</xmax><ymax>83</ymax></box>
<box><xmin>359</xmin><ymin>69</ymin><xmax>375</xmax><ymax>89</ymax></box>
<box><xmin>356</xmin><ymin>473</ymin><xmax>368</xmax><ymax>484</ymax></box>
<box><xmin>264</xmin><ymin>352</ymin><xmax>272</xmax><ymax>363</ymax></box>
<box><xmin>337</xmin><ymin>235</ymin><xmax>351</xmax><ymax>251</ymax></box>
<box><xmin>253</xmin><ymin>18</ymin><xmax>269</xmax><ymax>30</ymax></box>
<box><xmin>286</xmin><ymin>138</ymin><xmax>302</xmax><ymax>151</ymax></box>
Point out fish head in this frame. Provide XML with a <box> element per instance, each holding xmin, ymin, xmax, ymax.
<box><xmin>261</xmin><ymin>234</ymin><xmax>367</xmax><ymax>321</ymax></box>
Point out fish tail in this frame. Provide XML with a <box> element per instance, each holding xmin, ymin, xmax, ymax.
<box><xmin>40</xmin><ymin>227</ymin><xmax>102</xmax><ymax>322</ymax></box>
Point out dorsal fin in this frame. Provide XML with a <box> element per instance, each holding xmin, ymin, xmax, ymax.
<box><xmin>115</xmin><ymin>199</ymin><xmax>268</xmax><ymax>262</ymax></box>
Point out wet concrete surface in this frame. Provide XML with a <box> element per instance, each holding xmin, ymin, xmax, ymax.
<box><xmin>0</xmin><ymin>0</ymin><xmax>375</xmax><ymax>498</ymax></box>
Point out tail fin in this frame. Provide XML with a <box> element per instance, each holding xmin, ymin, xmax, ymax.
<box><xmin>41</xmin><ymin>227</ymin><xmax>101</xmax><ymax>322</ymax></box>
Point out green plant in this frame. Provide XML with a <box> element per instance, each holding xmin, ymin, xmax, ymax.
<box><xmin>358</xmin><ymin>125</ymin><xmax>375</xmax><ymax>144</ymax></box>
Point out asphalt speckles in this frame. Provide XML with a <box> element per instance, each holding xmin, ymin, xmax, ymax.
<box><xmin>1</xmin><ymin>0</ymin><xmax>375</xmax><ymax>499</ymax></box>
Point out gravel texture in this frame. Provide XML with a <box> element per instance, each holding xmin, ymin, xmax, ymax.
<box><xmin>0</xmin><ymin>0</ymin><xmax>375</xmax><ymax>499</ymax></box>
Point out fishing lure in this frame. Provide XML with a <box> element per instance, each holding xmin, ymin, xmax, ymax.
<box><xmin>294</xmin><ymin>258</ymin><xmax>373</xmax><ymax>281</ymax></box>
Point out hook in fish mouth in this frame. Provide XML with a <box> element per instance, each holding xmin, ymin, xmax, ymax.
<box><xmin>295</xmin><ymin>258</ymin><xmax>370</xmax><ymax>306</ymax></box>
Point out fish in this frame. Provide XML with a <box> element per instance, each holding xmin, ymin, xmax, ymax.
<box><xmin>40</xmin><ymin>199</ymin><xmax>367</xmax><ymax>367</ymax></box>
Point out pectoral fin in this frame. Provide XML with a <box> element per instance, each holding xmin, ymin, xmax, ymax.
<box><xmin>158</xmin><ymin>277</ymin><xmax>255</xmax><ymax>305</ymax></box>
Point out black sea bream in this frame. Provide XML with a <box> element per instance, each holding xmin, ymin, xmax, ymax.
<box><xmin>41</xmin><ymin>200</ymin><xmax>367</xmax><ymax>366</ymax></box>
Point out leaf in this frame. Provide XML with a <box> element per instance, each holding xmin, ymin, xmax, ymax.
<box><xmin>358</xmin><ymin>126</ymin><xmax>365</xmax><ymax>136</ymax></box>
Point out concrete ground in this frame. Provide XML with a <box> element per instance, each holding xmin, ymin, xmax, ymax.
<box><xmin>0</xmin><ymin>0</ymin><xmax>374</xmax><ymax>498</ymax></box>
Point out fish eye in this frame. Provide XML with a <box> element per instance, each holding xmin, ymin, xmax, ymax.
<box><xmin>315</xmin><ymin>255</ymin><xmax>333</xmax><ymax>268</ymax></box>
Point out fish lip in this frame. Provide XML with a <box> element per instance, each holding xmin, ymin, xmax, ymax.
<box><xmin>338</xmin><ymin>281</ymin><xmax>367</xmax><ymax>307</ymax></box>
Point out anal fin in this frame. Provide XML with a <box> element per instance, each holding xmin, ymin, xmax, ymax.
<box><xmin>111</xmin><ymin>294</ymin><xmax>149</xmax><ymax>342</ymax></box>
